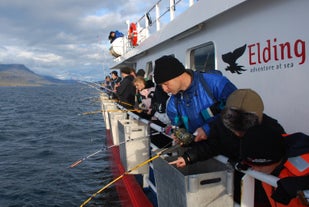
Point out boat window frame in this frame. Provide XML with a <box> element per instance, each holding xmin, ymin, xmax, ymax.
<box><xmin>145</xmin><ymin>61</ymin><xmax>153</xmax><ymax>80</ymax></box>
<box><xmin>188</xmin><ymin>42</ymin><xmax>216</xmax><ymax>72</ymax></box>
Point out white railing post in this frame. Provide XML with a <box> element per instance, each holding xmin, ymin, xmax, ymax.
<box><xmin>156</xmin><ymin>3</ymin><xmax>161</xmax><ymax>31</ymax></box>
<box><xmin>240</xmin><ymin>169</ymin><xmax>279</xmax><ymax>207</ymax></box>
<box><xmin>241</xmin><ymin>174</ymin><xmax>255</xmax><ymax>207</ymax></box>
<box><xmin>125</xmin><ymin>20</ymin><xmax>131</xmax><ymax>50</ymax></box>
<box><xmin>144</xmin><ymin>14</ymin><xmax>150</xmax><ymax>38</ymax></box>
<box><xmin>189</xmin><ymin>0</ymin><xmax>194</xmax><ymax>7</ymax></box>
<box><xmin>170</xmin><ymin>0</ymin><xmax>175</xmax><ymax>21</ymax></box>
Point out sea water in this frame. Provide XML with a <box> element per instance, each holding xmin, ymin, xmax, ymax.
<box><xmin>0</xmin><ymin>84</ymin><xmax>121</xmax><ymax>207</ymax></box>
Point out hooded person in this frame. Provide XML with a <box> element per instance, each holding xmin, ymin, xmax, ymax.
<box><xmin>170</xmin><ymin>88</ymin><xmax>286</xmax><ymax>166</ymax></box>
<box><xmin>169</xmin><ymin>88</ymin><xmax>286</xmax><ymax>204</ymax></box>
<box><xmin>154</xmin><ymin>55</ymin><xmax>237</xmax><ymax>142</ymax></box>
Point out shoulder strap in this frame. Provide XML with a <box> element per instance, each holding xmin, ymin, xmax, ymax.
<box><xmin>197</xmin><ymin>72</ymin><xmax>217</xmax><ymax>103</ymax></box>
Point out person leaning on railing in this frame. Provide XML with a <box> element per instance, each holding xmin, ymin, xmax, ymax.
<box><xmin>115</xmin><ymin>67</ymin><xmax>136</xmax><ymax>108</ymax></box>
<box><xmin>133</xmin><ymin>76</ymin><xmax>155</xmax><ymax>117</ymax></box>
<box><xmin>169</xmin><ymin>89</ymin><xmax>286</xmax><ymax>205</ymax></box>
<box><xmin>154</xmin><ymin>55</ymin><xmax>237</xmax><ymax>142</ymax></box>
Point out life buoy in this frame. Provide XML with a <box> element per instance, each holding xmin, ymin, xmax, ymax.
<box><xmin>128</xmin><ymin>23</ymin><xmax>138</xmax><ymax>47</ymax></box>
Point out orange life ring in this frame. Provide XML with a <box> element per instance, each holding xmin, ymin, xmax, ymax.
<box><xmin>128</xmin><ymin>23</ymin><xmax>138</xmax><ymax>46</ymax></box>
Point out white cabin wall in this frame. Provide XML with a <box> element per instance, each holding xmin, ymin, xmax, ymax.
<box><xmin>210</xmin><ymin>0</ymin><xmax>309</xmax><ymax>134</ymax></box>
<box><xmin>133</xmin><ymin>0</ymin><xmax>309</xmax><ymax>134</ymax></box>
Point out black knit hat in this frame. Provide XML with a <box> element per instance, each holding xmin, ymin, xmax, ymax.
<box><xmin>154</xmin><ymin>55</ymin><xmax>186</xmax><ymax>84</ymax></box>
<box><xmin>241</xmin><ymin>125</ymin><xmax>285</xmax><ymax>165</ymax></box>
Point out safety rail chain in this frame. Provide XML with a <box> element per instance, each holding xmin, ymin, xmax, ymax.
<box><xmin>115</xmin><ymin>103</ymin><xmax>280</xmax><ymax>207</ymax></box>
<box><xmin>119</xmin><ymin>0</ymin><xmax>196</xmax><ymax>56</ymax></box>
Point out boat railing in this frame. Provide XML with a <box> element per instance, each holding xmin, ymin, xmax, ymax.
<box><xmin>214</xmin><ymin>155</ymin><xmax>279</xmax><ymax>206</ymax></box>
<box><xmin>114</xmin><ymin>0</ymin><xmax>196</xmax><ymax>62</ymax></box>
<box><xmin>115</xmin><ymin>103</ymin><xmax>280</xmax><ymax>207</ymax></box>
<box><xmin>134</xmin><ymin>0</ymin><xmax>195</xmax><ymax>38</ymax></box>
<box><xmin>100</xmin><ymin>91</ymin><xmax>281</xmax><ymax>206</ymax></box>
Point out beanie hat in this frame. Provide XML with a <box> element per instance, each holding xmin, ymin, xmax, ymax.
<box><xmin>154</xmin><ymin>55</ymin><xmax>186</xmax><ymax>84</ymax></box>
<box><xmin>241</xmin><ymin>125</ymin><xmax>285</xmax><ymax>165</ymax></box>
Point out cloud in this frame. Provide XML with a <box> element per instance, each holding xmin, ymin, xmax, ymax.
<box><xmin>0</xmin><ymin>0</ymin><xmax>156</xmax><ymax>81</ymax></box>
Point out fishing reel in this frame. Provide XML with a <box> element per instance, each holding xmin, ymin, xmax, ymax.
<box><xmin>174</xmin><ymin>128</ymin><xmax>194</xmax><ymax>146</ymax></box>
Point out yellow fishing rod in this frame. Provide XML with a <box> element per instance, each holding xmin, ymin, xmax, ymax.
<box><xmin>80</xmin><ymin>143</ymin><xmax>180</xmax><ymax>207</ymax></box>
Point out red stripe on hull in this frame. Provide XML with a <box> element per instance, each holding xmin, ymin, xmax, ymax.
<box><xmin>106</xmin><ymin>130</ymin><xmax>153</xmax><ymax>207</ymax></box>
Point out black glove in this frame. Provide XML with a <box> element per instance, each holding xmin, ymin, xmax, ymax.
<box><xmin>272</xmin><ymin>176</ymin><xmax>309</xmax><ymax>205</ymax></box>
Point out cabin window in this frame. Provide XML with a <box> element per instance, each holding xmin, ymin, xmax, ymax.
<box><xmin>189</xmin><ymin>42</ymin><xmax>215</xmax><ymax>72</ymax></box>
<box><xmin>145</xmin><ymin>61</ymin><xmax>153</xmax><ymax>80</ymax></box>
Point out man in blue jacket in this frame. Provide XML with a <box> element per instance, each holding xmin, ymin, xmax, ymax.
<box><xmin>154</xmin><ymin>55</ymin><xmax>237</xmax><ymax>141</ymax></box>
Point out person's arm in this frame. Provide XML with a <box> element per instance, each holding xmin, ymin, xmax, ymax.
<box><xmin>272</xmin><ymin>175</ymin><xmax>309</xmax><ymax>205</ymax></box>
<box><xmin>186</xmin><ymin>133</ymin><xmax>221</xmax><ymax>162</ymax></box>
<box><xmin>170</xmin><ymin>136</ymin><xmax>220</xmax><ymax>167</ymax></box>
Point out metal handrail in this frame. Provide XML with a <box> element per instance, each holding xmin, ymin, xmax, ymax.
<box><xmin>119</xmin><ymin>0</ymin><xmax>196</xmax><ymax>58</ymax></box>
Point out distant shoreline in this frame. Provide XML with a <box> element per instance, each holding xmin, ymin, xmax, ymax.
<box><xmin>0</xmin><ymin>82</ymin><xmax>77</xmax><ymax>87</ymax></box>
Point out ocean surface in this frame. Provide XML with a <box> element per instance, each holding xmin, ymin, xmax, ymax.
<box><xmin>0</xmin><ymin>84</ymin><xmax>121</xmax><ymax>207</ymax></box>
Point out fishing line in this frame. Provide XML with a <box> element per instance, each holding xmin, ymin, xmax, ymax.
<box><xmin>78</xmin><ymin>80</ymin><xmax>103</xmax><ymax>93</ymax></box>
<box><xmin>79</xmin><ymin>142</ymin><xmax>180</xmax><ymax>207</ymax></box>
<box><xmin>80</xmin><ymin>96</ymin><xmax>101</xmax><ymax>102</ymax></box>
<box><xmin>68</xmin><ymin>132</ymin><xmax>160</xmax><ymax>168</ymax></box>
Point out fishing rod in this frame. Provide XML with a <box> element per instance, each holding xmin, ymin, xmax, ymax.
<box><xmin>69</xmin><ymin>123</ymin><xmax>177</xmax><ymax>168</ymax></box>
<box><xmin>78</xmin><ymin>80</ymin><xmax>111</xmax><ymax>93</ymax></box>
<box><xmin>79</xmin><ymin>142</ymin><xmax>181</xmax><ymax>207</ymax></box>
<box><xmin>78</xmin><ymin>108</ymin><xmax>142</xmax><ymax>116</ymax></box>
<box><xmin>79</xmin><ymin>80</ymin><xmax>140</xmax><ymax>111</ymax></box>
<box><xmin>68</xmin><ymin>132</ymin><xmax>160</xmax><ymax>168</ymax></box>
<box><xmin>78</xmin><ymin>80</ymin><xmax>139</xmax><ymax>109</ymax></box>
<box><xmin>79</xmin><ymin>93</ymin><xmax>145</xmax><ymax>116</ymax></box>
<box><xmin>78</xmin><ymin>80</ymin><xmax>98</xmax><ymax>89</ymax></box>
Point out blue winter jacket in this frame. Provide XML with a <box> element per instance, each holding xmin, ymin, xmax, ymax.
<box><xmin>166</xmin><ymin>70</ymin><xmax>237</xmax><ymax>135</ymax></box>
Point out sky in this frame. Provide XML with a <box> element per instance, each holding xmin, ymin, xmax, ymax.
<box><xmin>0</xmin><ymin>0</ymin><xmax>157</xmax><ymax>81</ymax></box>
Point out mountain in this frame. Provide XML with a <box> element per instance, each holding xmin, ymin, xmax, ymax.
<box><xmin>0</xmin><ymin>64</ymin><xmax>75</xmax><ymax>86</ymax></box>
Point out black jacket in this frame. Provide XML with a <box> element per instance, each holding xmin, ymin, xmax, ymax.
<box><xmin>116</xmin><ymin>75</ymin><xmax>135</xmax><ymax>108</ymax></box>
<box><xmin>183</xmin><ymin>114</ymin><xmax>286</xmax><ymax>164</ymax></box>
